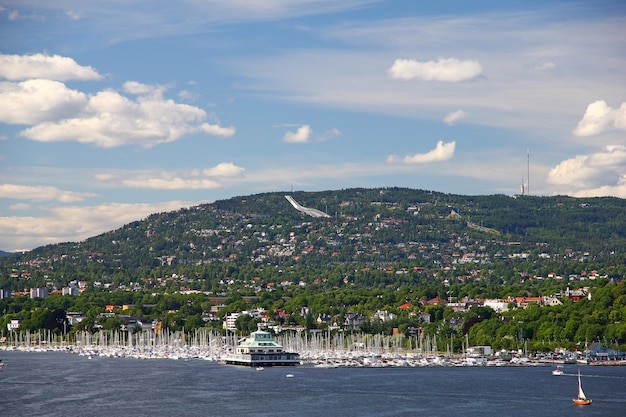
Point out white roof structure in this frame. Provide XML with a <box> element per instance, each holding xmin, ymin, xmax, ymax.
<box><xmin>284</xmin><ymin>195</ymin><xmax>331</xmax><ymax>218</ymax></box>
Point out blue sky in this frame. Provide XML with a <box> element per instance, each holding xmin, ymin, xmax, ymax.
<box><xmin>0</xmin><ymin>0</ymin><xmax>625</xmax><ymax>252</ymax></box>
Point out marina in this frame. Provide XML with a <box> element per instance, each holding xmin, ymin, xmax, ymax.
<box><xmin>2</xmin><ymin>328</ymin><xmax>626</xmax><ymax>368</ymax></box>
<box><xmin>2</xmin><ymin>339</ymin><xmax>625</xmax><ymax>369</ymax></box>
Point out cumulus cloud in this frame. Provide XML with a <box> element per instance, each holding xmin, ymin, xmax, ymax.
<box><xmin>387</xmin><ymin>140</ymin><xmax>456</xmax><ymax>164</ymax></box>
<box><xmin>443</xmin><ymin>110</ymin><xmax>467</xmax><ymax>125</ymax></box>
<box><xmin>197</xmin><ymin>123</ymin><xmax>236</xmax><ymax>137</ymax></box>
<box><xmin>203</xmin><ymin>162</ymin><xmax>245</xmax><ymax>177</ymax></box>
<box><xmin>0</xmin><ymin>53</ymin><xmax>102</xmax><ymax>81</ymax></box>
<box><xmin>123</xmin><ymin>80</ymin><xmax>167</xmax><ymax>96</ymax></box>
<box><xmin>0</xmin><ymin>53</ymin><xmax>234</xmax><ymax>147</ymax></box>
<box><xmin>547</xmin><ymin>145</ymin><xmax>626</xmax><ymax>192</ymax></box>
<box><xmin>281</xmin><ymin>125</ymin><xmax>340</xmax><ymax>143</ymax></box>
<box><xmin>283</xmin><ymin>125</ymin><xmax>312</xmax><ymax>143</ymax></box>
<box><xmin>18</xmin><ymin>86</ymin><xmax>235</xmax><ymax>147</ymax></box>
<box><xmin>0</xmin><ymin>201</ymin><xmax>192</xmax><ymax>252</ymax></box>
<box><xmin>573</xmin><ymin>100</ymin><xmax>626</xmax><ymax>136</ymax></box>
<box><xmin>388</xmin><ymin>58</ymin><xmax>482</xmax><ymax>82</ymax></box>
<box><xmin>568</xmin><ymin>178</ymin><xmax>626</xmax><ymax>198</ymax></box>
<box><xmin>0</xmin><ymin>79</ymin><xmax>88</xmax><ymax>124</ymax></box>
<box><xmin>0</xmin><ymin>184</ymin><xmax>96</xmax><ymax>202</ymax></box>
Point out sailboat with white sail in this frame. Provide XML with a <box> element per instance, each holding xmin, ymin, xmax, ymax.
<box><xmin>572</xmin><ymin>368</ymin><xmax>592</xmax><ymax>405</ymax></box>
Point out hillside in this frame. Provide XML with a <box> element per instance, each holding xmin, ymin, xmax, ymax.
<box><xmin>2</xmin><ymin>187</ymin><xmax>626</xmax><ymax>353</ymax></box>
<box><xmin>2</xmin><ymin>187</ymin><xmax>625</xmax><ymax>292</ymax></box>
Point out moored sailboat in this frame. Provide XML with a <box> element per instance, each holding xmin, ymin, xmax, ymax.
<box><xmin>572</xmin><ymin>368</ymin><xmax>592</xmax><ymax>405</ymax></box>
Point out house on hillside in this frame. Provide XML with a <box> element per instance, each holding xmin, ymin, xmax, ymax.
<box><xmin>344</xmin><ymin>312</ymin><xmax>366</xmax><ymax>331</ymax></box>
<box><xmin>373</xmin><ymin>310</ymin><xmax>397</xmax><ymax>322</ymax></box>
<box><xmin>564</xmin><ymin>287</ymin><xmax>590</xmax><ymax>302</ymax></box>
<box><xmin>423</xmin><ymin>297</ymin><xmax>447</xmax><ymax>306</ymax></box>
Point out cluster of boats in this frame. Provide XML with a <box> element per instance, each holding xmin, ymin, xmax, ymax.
<box><xmin>1</xmin><ymin>330</ymin><xmax>597</xmax><ymax>406</ymax></box>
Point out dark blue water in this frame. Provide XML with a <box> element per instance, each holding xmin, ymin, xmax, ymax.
<box><xmin>1</xmin><ymin>351</ymin><xmax>625</xmax><ymax>416</ymax></box>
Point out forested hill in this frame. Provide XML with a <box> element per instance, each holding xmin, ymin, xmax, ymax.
<box><xmin>1</xmin><ymin>187</ymin><xmax>626</xmax><ymax>291</ymax></box>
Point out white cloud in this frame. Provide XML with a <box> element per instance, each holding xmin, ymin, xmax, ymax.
<box><xmin>535</xmin><ymin>62</ymin><xmax>556</xmax><ymax>71</ymax></box>
<box><xmin>198</xmin><ymin>123</ymin><xmax>236</xmax><ymax>137</ymax></box>
<box><xmin>123</xmin><ymin>80</ymin><xmax>167</xmax><ymax>96</ymax></box>
<box><xmin>64</xmin><ymin>9</ymin><xmax>83</xmax><ymax>20</ymax></box>
<box><xmin>203</xmin><ymin>162</ymin><xmax>245</xmax><ymax>177</ymax></box>
<box><xmin>573</xmin><ymin>100</ymin><xmax>626</xmax><ymax>136</ymax></box>
<box><xmin>178</xmin><ymin>89</ymin><xmax>198</xmax><ymax>102</ymax></box>
<box><xmin>443</xmin><ymin>110</ymin><xmax>467</xmax><ymax>125</ymax></box>
<box><xmin>0</xmin><ymin>201</ymin><xmax>193</xmax><ymax>252</ymax></box>
<box><xmin>107</xmin><ymin>163</ymin><xmax>245</xmax><ymax>190</ymax></box>
<box><xmin>316</xmin><ymin>128</ymin><xmax>342</xmax><ymax>141</ymax></box>
<box><xmin>112</xmin><ymin>162</ymin><xmax>245</xmax><ymax>190</ymax></box>
<box><xmin>0</xmin><ymin>53</ymin><xmax>102</xmax><ymax>81</ymax></box>
<box><xmin>387</xmin><ymin>140</ymin><xmax>456</xmax><ymax>164</ymax></box>
<box><xmin>0</xmin><ymin>184</ymin><xmax>96</xmax><ymax>202</ymax></box>
<box><xmin>0</xmin><ymin>79</ymin><xmax>88</xmax><ymax>124</ymax></box>
<box><xmin>283</xmin><ymin>125</ymin><xmax>312</xmax><ymax>143</ymax></box>
<box><xmin>388</xmin><ymin>58</ymin><xmax>482</xmax><ymax>82</ymax></box>
<box><xmin>19</xmin><ymin>86</ymin><xmax>235</xmax><ymax>148</ymax></box>
<box><xmin>568</xmin><ymin>178</ymin><xmax>626</xmax><ymax>198</ymax></box>
<box><xmin>122</xmin><ymin>177</ymin><xmax>222</xmax><ymax>190</ymax></box>
<box><xmin>94</xmin><ymin>173</ymin><xmax>115</xmax><ymax>181</ymax></box>
<box><xmin>0</xmin><ymin>54</ymin><xmax>234</xmax><ymax>147</ymax></box>
<box><xmin>547</xmin><ymin>145</ymin><xmax>626</xmax><ymax>192</ymax></box>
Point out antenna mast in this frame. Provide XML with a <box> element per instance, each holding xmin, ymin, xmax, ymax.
<box><xmin>527</xmin><ymin>149</ymin><xmax>530</xmax><ymax>196</ymax></box>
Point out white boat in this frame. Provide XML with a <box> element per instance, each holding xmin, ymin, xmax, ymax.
<box><xmin>572</xmin><ymin>369</ymin><xmax>592</xmax><ymax>406</ymax></box>
<box><xmin>223</xmin><ymin>328</ymin><xmax>300</xmax><ymax>367</ymax></box>
<box><xmin>552</xmin><ymin>365</ymin><xmax>564</xmax><ymax>375</ymax></box>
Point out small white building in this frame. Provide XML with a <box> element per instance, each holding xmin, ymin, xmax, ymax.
<box><xmin>483</xmin><ymin>299</ymin><xmax>509</xmax><ymax>313</ymax></box>
<box><xmin>467</xmin><ymin>345</ymin><xmax>494</xmax><ymax>356</ymax></box>
<box><xmin>7</xmin><ymin>319</ymin><xmax>21</xmax><ymax>331</ymax></box>
<box><xmin>373</xmin><ymin>310</ymin><xmax>397</xmax><ymax>322</ymax></box>
<box><xmin>30</xmin><ymin>287</ymin><xmax>48</xmax><ymax>299</ymax></box>
<box><xmin>62</xmin><ymin>287</ymin><xmax>80</xmax><ymax>296</ymax></box>
<box><xmin>223</xmin><ymin>313</ymin><xmax>240</xmax><ymax>331</ymax></box>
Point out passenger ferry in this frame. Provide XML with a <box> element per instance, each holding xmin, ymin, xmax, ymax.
<box><xmin>223</xmin><ymin>329</ymin><xmax>300</xmax><ymax>367</ymax></box>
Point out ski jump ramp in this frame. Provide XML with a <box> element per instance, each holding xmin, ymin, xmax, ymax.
<box><xmin>284</xmin><ymin>195</ymin><xmax>331</xmax><ymax>218</ymax></box>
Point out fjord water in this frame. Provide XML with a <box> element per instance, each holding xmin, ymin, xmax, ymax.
<box><xmin>1</xmin><ymin>351</ymin><xmax>625</xmax><ymax>417</ymax></box>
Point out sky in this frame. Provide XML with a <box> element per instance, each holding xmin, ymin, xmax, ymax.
<box><xmin>0</xmin><ymin>0</ymin><xmax>625</xmax><ymax>252</ymax></box>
